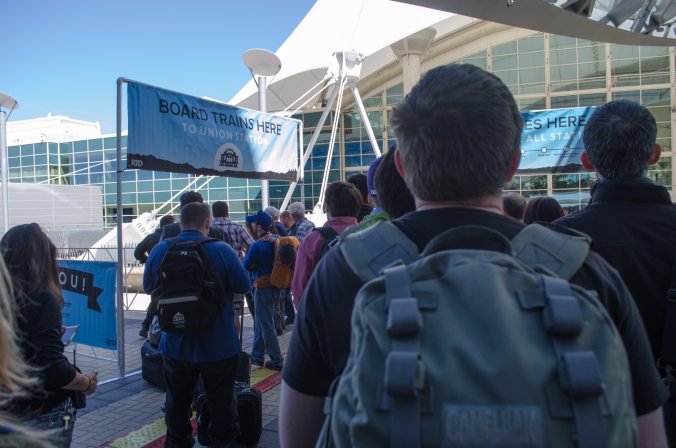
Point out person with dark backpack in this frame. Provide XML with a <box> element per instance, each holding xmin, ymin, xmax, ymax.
<box><xmin>280</xmin><ymin>65</ymin><xmax>668</xmax><ymax>447</ymax></box>
<box><xmin>143</xmin><ymin>202</ymin><xmax>251</xmax><ymax>448</ymax></box>
<box><xmin>290</xmin><ymin>181</ymin><xmax>361</xmax><ymax>307</ymax></box>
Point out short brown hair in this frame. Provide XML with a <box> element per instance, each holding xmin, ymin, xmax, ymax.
<box><xmin>325</xmin><ymin>181</ymin><xmax>362</xmax><ymax>218</ymax></box>
<box><xmin>180</xmin><ymin>202</ymin><xmax>211</xmax><ymax>230</ymax></box>
<box><xmin>391</xmin><ymin>64</ymin><xmax>522</xmax><ymax>201</ymax></box>
<box><xmin>212</xmin><ymin>201</ymin><xmax>229</xmax><ymax>218</ymax></box>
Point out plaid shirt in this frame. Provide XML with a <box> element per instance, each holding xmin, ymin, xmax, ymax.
<box><xmin>211</xmin><ymin>217</ymin><xmax>254</xmax><ymax>258</ymax></box>
<box><xmin>291</xmin><ymin>218</ymin><xmax>315</xmax><ymax>241</ymax></box>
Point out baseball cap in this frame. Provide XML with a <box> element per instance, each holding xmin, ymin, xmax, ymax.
<box><xmin>245</xmin><ymin>210</ymin><xmax>273</xmax><ymax>230</ymax></box>
<box><xmin>366</xmin><ymin>155</ymin><xmax>385</xmax><ymax>197</ymax></box>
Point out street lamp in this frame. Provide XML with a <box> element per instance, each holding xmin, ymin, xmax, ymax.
<box><xmin>243</xmin><ymin>48</ymin><xmax>281</xmax><ymax>210</ymax></box>
<box><xmin>0</xmin><ymin>92</ymin><xmax>19</xmax><ymax>234</ymax></box>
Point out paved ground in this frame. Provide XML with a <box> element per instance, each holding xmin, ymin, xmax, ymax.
<box><xmin>70</xmin><ymin>309</ymin><xmax>291</xmax><ymax>448</ymax></box>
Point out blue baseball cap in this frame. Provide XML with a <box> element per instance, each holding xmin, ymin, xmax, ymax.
<box><xmin>366</xmin><ymin>155</ymin><xmax>385</xmax><ymax>197</ymax></box>
<box><xmin>246</xmin><ymin>210</ymin><xmax>273</xmax><ymax>230</ymax></box>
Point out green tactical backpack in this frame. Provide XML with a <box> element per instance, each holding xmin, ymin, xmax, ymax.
<box><xmin>316</xmin><ymin>222</ymin><xmax>637</xmax><ymax>448</ymax></box>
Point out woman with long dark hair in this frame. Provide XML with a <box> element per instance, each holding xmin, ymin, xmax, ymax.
<box><xmin>0</xmin><ymin>253</ymin><xmax>53</xmax><ymax>448</ymax></box>
<box><xmin>523</xmin><ymin>196</ymin><xmax>565</xmax><ymax>225</ymax></box>
<box><xmin>0</xmin><ymin>224</ymin><xmax>98</xmax><ymax>447</ymax></box>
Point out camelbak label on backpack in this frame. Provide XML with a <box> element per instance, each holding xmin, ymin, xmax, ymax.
<box><xmin>442</xmin><ymin>405</ymin><xmax>544</xmax><ymax>447</ymax></box>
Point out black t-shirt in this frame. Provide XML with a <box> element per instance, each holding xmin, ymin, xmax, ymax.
<box><xmin>284</xmin><ymin>207</ymin><xmax>667</xmax><ymax>415</ymax></box>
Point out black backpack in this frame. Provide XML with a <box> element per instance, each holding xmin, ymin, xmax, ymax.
<box><xmin>154</xmin><ymin>237</ymin><xmax>224</xmax><ymax>333</ymax></box>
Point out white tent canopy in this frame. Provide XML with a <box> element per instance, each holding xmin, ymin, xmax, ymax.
<box><xmin>229</xmin><ymin>0</ymin><xmax>453</xmax><ymax>110</ymax></box>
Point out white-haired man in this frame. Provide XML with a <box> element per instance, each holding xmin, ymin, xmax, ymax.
<box><xmin>287</xmin><ymin>202</ymin><xmax>315</xmax><ymax>241</ymax></box>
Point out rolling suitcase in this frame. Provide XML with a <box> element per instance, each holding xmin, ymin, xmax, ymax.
<box><xmin>195</xmin><ymin>383</ymin><xmax>263</xmax><ymax>447</ymax></box>
<box><xmin>235</xmin><ymin>295</ymin><xmax>262</xmax><ymax>445</ymax></box>
<box><xmin>236</xmin><ymin>385</ymin><xmax>263</xmax><ymax>446</ymax></box>
<box><xmin>141</xmin><ymin>340</ymin><xmax>165</xmax><ymax>390</ymax></box>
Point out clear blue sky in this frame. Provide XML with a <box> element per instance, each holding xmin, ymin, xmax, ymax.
<box><xmin>4</xmin><ymin>0</ymin><xmax>315</xmax><ymax>134</ymax></box>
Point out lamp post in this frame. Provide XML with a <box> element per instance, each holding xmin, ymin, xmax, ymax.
<box><xmin>0</xmin><ymin>92</ymin><xmax>19</xmax><ymax>234</ymax></box>
<box><xmin>243</xmin><ymin>48</ymin><xmax>281</xmax><ymax>209</ymax></box>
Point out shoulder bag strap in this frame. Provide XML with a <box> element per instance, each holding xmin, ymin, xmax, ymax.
<box><xmin>512</xmin><ymin>223</ymin><xmax>590</xmax><ymax>280</ymax></box>
<box><xmin>340</xmin><ymin>221</ymin><xmax>419</xmax><ymax>283</ymax></box>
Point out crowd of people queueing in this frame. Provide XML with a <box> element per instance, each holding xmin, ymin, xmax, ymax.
<box><xmin>1</xmin><ymin>63</ymin><xmax>676</xmax><ymax>448</ymax></box>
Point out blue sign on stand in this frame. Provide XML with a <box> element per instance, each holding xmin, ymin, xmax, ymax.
<box><xmin>58</xmin><ymin>260</ymin><xmax>117</xmax><ymax>350</ymax></box>
<box><xmin>518</xmin><ymin>107</ymin><xmax>596</xmax><ymax>174</ymax></box>
<box><xmin>126</xmin><ymin>81</ymin><xmax>301</xmax><ymax>181</ymax></box>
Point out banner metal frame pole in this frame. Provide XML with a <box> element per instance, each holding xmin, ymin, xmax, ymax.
<box><xmin>258</xmin><ymin>76</ymin><xmax>269</xmax><ymax>209</ymax></box>
<box><xmin>0</xmin><ymin>110</ymin><xmax>9</xmax><ymax>233</ymax></box>
<box><xmin>115</xmin><ymin>78</ymin><xmax>126</xmax><ymax>377</ymax></box>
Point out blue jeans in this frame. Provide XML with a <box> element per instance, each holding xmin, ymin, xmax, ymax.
<box><xmin>252</xmin><ymin>287</ymin><xmax>283</xmax><ymax>366</ymax></box>
<box><xmin>31</xmin><ymin>398</ymin><xmax>76</xmax><ymax>448</ymax></box>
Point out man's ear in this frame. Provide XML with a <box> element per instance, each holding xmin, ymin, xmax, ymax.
<box><xmin>581</xmin><ymin>151</ymin><xmax>595</xmax><ymax>172</ymax></box>
<box><xmin>394</xmin><ymin>149</ymin><xmax>405</xmax><ymax>179</ymax></box>
<box><xmin>649</xmin><ymin>144</ymin><xmax>662</xmax><ymax>165</ymax></box>
<box><xmin>506</xmin><ymin>149</ymin><xmax>522</xmax><ymax>181</ymax></box>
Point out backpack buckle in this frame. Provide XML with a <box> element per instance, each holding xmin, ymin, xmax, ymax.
<box><xmin>385</xmin><ymin>352</ymin><xmax>424</xmax><ymax>397</ymax></box>
<box><xmin>542</xmin><ymin>276</ymin><xmax>582</xmax><ymax>338</ymax></box>
<box><xmin>560</xmin><ymin>351</ymin><xmax>603</xmax><ymax>397</ymax></box>
<box><xmin>388</xmin><ymin>298</ymin><xmax>421</xmax><ymax>337</ymax></box>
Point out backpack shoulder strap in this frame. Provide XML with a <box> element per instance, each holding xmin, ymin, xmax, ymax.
<box><xmin>340</xmin><ymin>221</ymin><xmax>419</xmax><ymax>282</ymax></box>
<box><xmin>316</xmin><ymin>227</ymin><xmax>339</xmax><ymax>256</ymax></box>
<box><xmin>194</xmin><ymin>237</ymin><xmax>220</xmax><ymax>263</ymax></box>
<box><xmin>165</xmin><ymin>236</ymin><xmax>181</xmax><ymax>247</ymax></box>
<box><xmin>511</xmin><ymin>223</ymin><xmax>590</xmax><ymax>280</ymax></box>
<box><xmin>197</xmin><ymin>237</ymin><xmax>219</xmax><ymax>246</ymax></box>
<box><xmin>316</xmin><ymin>226</ymin><xmax>339</xmax><ymax>240</ymax></box>
<box><xmin>193</xmin><ymin>238</ymin><xmax>226</xmax><ymax>296</ymax></box>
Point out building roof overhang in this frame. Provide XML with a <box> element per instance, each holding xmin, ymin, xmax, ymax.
<box><xmin>230</xmin><ymin>0</ymin><xmax>676</xmax><ymax>112</ymax></box>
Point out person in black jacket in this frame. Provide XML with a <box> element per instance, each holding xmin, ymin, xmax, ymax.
<box><xmin>134</xmin><ymin>215</ymin><xmax>175</xmax><ymax>264</ymax></box>
<box><xmin>1</xmin><ymin>224</ymin><xmax>99</xmax><ymax>448</ymax></box>
<box><xmin>555</xmin><ymin>99</ymin><xmax>676</xmax><ymax>442</ymax></box>
<box><xmin>161</xmin><ymin>191</ymin><xmax>226</xmax><ymax>241</ymax></box>
<box><xmin>136</xmin><ymin>215</ymin><xmax>175</xmax><ymax>338</ymax></box>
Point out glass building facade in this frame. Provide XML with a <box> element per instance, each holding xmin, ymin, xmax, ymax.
<box><xmin>8</xmin><ymin>29</ymin><xmax>675</xmax><ymax>227</ymax></box>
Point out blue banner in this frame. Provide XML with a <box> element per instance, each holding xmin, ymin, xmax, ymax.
<box><xmin>126</xmin><ymin>81</ymin><xmax>301</xmax><ymax>181</ymax></box>
<box><xmin>518</xmin><ymin>107</ymin><xmax>596</xmax><ymax>174</ymax></box>
<box><xmin>58</xmin><ymin>260</ymin><xmax>117</xmax><ymax>350</ymax></box>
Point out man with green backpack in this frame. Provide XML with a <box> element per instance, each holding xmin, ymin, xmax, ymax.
<box><xmin>280</xmin><ymin>65</ymin><xmax>668</xmax><ymax>447</ymax></box>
